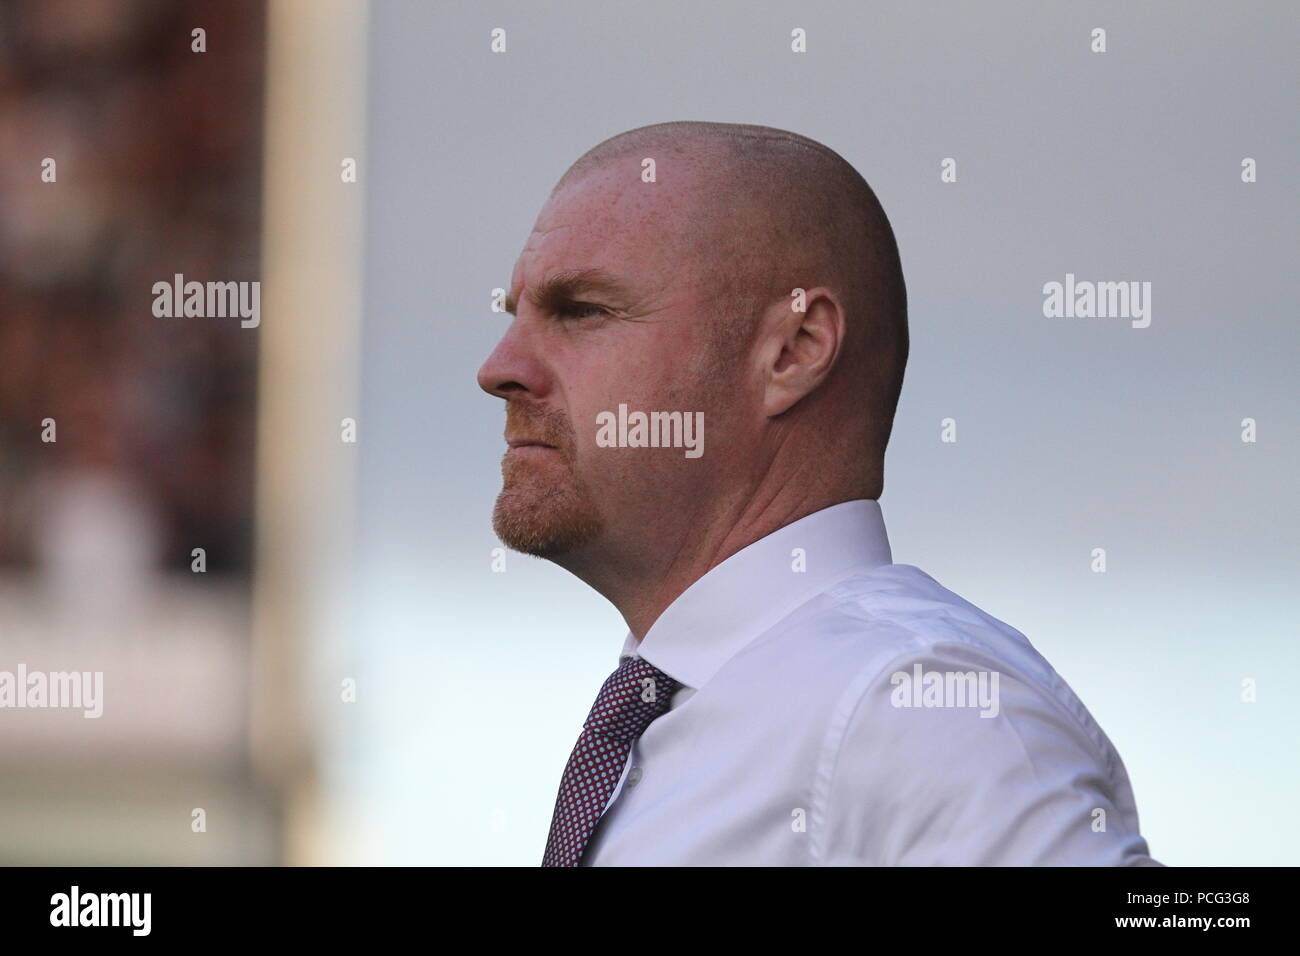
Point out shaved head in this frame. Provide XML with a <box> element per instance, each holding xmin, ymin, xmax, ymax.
<box><xmin>553</xmin><ymin>121</ymin><xmax>908</xmax><ymax>472</ymax></box>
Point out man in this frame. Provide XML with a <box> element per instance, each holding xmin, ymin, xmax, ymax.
<box><xmin>477</xmin><ymin>121</ymin><xmax>1158</xmax><ymax>866</ymax></box>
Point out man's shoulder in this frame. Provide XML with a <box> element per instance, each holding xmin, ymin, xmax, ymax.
<box><xmin>757</xmin><ymin>562</ymin><xmax>1049</xmax><ymax>682</ymax></box>
<box><xmin>743</xmin><ymin>561</ymin><xmax>1119</xmax><ymax>770</ymax></box>
<box><xmin>753</xmin><ymin>564</ymin><xmax>1156</xmax><ymax>865</ymax></box>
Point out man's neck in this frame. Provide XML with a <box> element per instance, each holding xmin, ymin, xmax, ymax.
<box><xmin>557</xmin><ymin>484</ymin><xmax>859</xmax><ymax>641</ymax></box>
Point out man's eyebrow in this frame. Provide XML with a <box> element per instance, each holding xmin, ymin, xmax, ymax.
<box><xmin>504</xmin><ymin>269</ymin><xmax>634</xmax><ymax>316</ymax></box>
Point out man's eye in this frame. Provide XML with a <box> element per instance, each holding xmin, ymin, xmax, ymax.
<box><xmin>558</xmin><ymin>302</ymin><xmax>608</xmax><ymax>319</ymax></box>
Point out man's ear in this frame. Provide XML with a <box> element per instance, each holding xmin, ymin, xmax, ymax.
<box><xmin>759</xmin><ymin>287</ymin><xmax>846</xmax><ymax>417</ymax></box>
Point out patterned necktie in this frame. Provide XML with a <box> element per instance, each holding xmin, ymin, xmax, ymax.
<box><xmin>542</xmin><ymin>655</ymin><xmax>681</xmax><ymax>867</ymax></box>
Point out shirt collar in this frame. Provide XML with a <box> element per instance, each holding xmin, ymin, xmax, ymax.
<box><xmin>618</xmin><ymin>499</ymin><xmax>893</xmax><ymax>688</ymax></box>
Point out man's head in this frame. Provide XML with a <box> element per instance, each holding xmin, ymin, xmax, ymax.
<box><xmin>477</xmin><ymin>121</ymin><xmax>907</xmax><ymax>573</ymax></box>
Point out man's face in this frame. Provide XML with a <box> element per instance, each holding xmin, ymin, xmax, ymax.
<box><xmin>477</xmin><ymin>162</ymin><xmax>753</xmax><ymax>560</ymax></box>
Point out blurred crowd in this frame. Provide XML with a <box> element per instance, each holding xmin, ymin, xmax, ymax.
<box><xmin>0</xmin><ymin>0</ymin><xmax>265</xmax><ymax>576</ymax></box>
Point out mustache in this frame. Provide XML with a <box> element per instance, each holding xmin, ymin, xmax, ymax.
<box><xmin>505</xmin><ymin>402</ymin><xmax>575</xmax><ymax>455</ymax></box>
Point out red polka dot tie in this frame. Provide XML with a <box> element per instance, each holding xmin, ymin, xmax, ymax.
<box><xmin>542</xmin><ymin>656</ymin><xmax>681</xmax><ymax>867</ymax></box>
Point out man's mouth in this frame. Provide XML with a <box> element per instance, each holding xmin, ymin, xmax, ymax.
<box><xmin>505</xmin><ymin>437</ymin><xmax>557</xmax><ymax>450</ymax></box>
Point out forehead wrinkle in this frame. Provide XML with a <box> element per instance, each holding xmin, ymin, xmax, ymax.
<box><xmin>532</xmin><ymin>223</ymin><xmax>578</xmax><ymax>238</ymax></box>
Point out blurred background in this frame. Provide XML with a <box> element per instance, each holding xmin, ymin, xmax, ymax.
<box><xmin>0</xmin><ymin>0</ymin><xmax>1296</xmax><ymax>865</ymax></box>
<box><xmin>0</xmin><ymin>0</ymin><xmax>270</xmax><ymax>864</ymax></box>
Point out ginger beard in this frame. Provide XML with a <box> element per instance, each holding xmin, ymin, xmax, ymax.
<box><xmin>492</xmin><ymin>403</ymin><xmax>604</xmax><ymax>557</ymax></box>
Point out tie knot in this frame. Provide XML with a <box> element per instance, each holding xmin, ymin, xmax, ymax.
<box><xmin>583</xmin><ymin>656</ymin><xmax>681</xmax><ymax>740</ymax></box>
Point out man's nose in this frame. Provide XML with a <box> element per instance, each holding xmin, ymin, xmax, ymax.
<box><xmin>477</xmin><ymin>319</ymin><xmax>546</xmax><ymax>400</ymax></box>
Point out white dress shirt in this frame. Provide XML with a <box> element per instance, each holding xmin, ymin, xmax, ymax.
<box><xmin>580</xmin><ymin>499</ymin><xmax>1159</xmax><ymax>866</ymax></box>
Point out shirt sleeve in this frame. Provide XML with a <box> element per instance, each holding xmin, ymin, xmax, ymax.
<box><xmin>816</xmin><ymin>639</ymin><xmax>1160</xmax><ymax>866</ymax></box>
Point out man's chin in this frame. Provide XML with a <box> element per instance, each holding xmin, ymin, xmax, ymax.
<box><xmin>492</xmin><ymin>489</ymin><xmax>603</xmax><ymax>558</ymax></box>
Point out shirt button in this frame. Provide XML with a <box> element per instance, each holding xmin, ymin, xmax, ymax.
<box><xmin>626</xmin><ymin>767</ymin><xmax>643</xmax><ymax>787</ymax></box>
